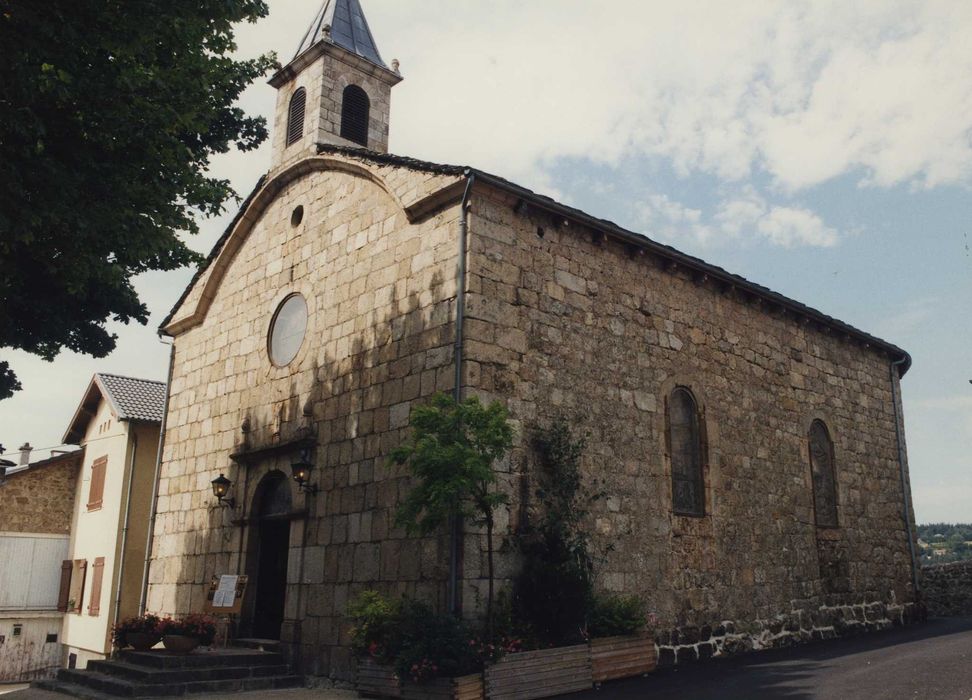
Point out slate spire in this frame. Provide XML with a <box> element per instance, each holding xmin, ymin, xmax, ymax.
<box><xmin>295</xmin><ymin>0</ymin><xmax>387</xmax><ymax>68</ymax></box>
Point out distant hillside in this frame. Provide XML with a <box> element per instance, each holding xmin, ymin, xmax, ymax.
<box><xmin>916</xmin><ymin>523</ymin><xmax>972</xmax><ymax>565</ymax></box>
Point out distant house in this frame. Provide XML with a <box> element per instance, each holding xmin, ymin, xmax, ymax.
<box><xmin>0</xmin><ymin>446</ymin><xmax>83</xmax><ymax>681</ymax></box>
<box><xmin>58</xmin><ymin>374</ymin><xmax>164</xmax><ymax>669</ymax></box>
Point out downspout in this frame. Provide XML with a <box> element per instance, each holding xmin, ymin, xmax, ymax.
<box><xmin>112</xmin><ymin>431</ymin><xmax>138</xmax><ymax>632</ymax></box>
<box><xmin>890</xmin><ymin>356</ymin><xmax>920</xmax><ymax>599</ymax></box>
<box><xmin>139</xmin><ymin>335</ymin><xmax>175</xmax><ymax>614</ymax></box>
<box><xmin>449</xmin><ymin>171</ymin><xmax>476</xmax><ymax>615</ymax></box>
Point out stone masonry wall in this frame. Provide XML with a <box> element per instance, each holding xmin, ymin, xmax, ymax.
<box><xmin>461</xmin><ymin>185</ymin><xmax>920</xmax><ymax>661</ymax></box>
<box><xmin>0</xmin><ymin>453</ymin><xmax>81</xmax><ymax>534</ymax></box>
<box><xmin>922</xmin><ymin>561</ymin><xmax>972</xmax><ymax>617</ymax></box>
<box><xmin>148</xmin><ymin>158</ymin><xmax>462</xmax><ymax>679</ymax></box>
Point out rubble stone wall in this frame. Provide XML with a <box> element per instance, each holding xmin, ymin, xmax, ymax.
<box><xmin>462</xmin><ymin>185</ymin><xmax>920</xmax><ymax>661</ymax></box>
<box><xmin>923</xmin><ymin>561</ymin><xmax>972</xmax><ymax>617</ymax></box>
<box><xmin>0</xmin><ymin>453</ymin><xmax>80</xmax><ymax>534</ymax></box>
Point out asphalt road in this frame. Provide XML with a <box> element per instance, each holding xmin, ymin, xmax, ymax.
<box><xmin>571</xmin><ymin>616</ymin><xmax>972</xmax><ymax>700</ymax></box>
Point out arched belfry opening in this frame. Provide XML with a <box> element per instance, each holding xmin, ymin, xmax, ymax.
<box><xmin>340</xmin><ymin>85</ymin><xmax>370</xmax><ymax>147</ymax></box>
<box><xmin>245</xmin><ymin>470</ymin><xmax>293</xmax><ymax>640</ymax></box>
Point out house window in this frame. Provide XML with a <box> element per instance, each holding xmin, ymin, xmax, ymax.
<box><xmin>87</xmin><ymin>456</ymin><xmax>107</xmax><ymax>511</ymax></box>
<box><xmin>809</xmin><ymin>420</ymin><xmax>838</xmax><ymax>527</ymax></box>
<box><xmin>340</xmin><ymin>85</ymin><xmax>370</xmax><ymax>147</ymax></box>
<box><xmin>67</xmin><ymin>559</ymin><xmax>87</xmax><ymax>614</ymax></box>
<box><xmin>286</xmin><ymin>88</ymin><xmax>307</xmax><ymax>146</ymax></box>
<box><xmin>668</xmin><ymin>387</ymin><xmax>705</xmax><ymax>516</ymax></box>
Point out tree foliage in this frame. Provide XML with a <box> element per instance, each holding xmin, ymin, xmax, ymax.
<box><xmin>0</xmin><ymin>0</ymin><xmax>278</xmax><ymax>398</ymax></box>
<box><xmin>392</xmin><ymin>393</ymin><xmax>514</xmax><ymax>632</ymax></box>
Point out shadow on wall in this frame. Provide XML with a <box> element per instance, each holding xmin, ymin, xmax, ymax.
<box><xmin>151</xmin><ymin>264</ymin><xmax>459</xmax><ymax>673</ymax></box>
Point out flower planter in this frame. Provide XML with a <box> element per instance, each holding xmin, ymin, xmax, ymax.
<box><xmin>125</xmin><ymin>632</ymin><xmax>161</xmax><ymax>651</ymax></box>
<box><xmin>161</xmin><ymin>634</ymin><xmax>200</xmax><ymax>654</ymax></box>
<box><xmin>589</xmin><ymin>634</ymin><xmax>657</xmax><ymax>684</ymax></box>
<box><xmin>355</xmin><ymin>658</ymin><xmax>402</xmax><ymax>698</ymax></box>
<box><xmin>401</xmin><ymin>674</ymin><xmax>483</xmax><ymax>700</ymax></box>
<box><xmin>484</xmin><ymin>644</ymin><xmax>591</xmax><ymax>700</ymax></box>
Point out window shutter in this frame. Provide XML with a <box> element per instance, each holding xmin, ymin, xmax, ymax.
<box><xmin>88</xmin><ymin>557</ymin><xmax>105</xmax><ymax>616</ymax></box>
<box><xmin>286</xmin><ymin>88</ymin><xmax>307</xmax><ymax>146</ymax></box>
<box><xmin>340</xmin><ymin>85</ymin><xmax>370</xmax><ymax>147</ymax></box>
<box><xmin>87</xmin><ymin>456</ymin><xmax>107</xmax><ymax>510</ymax></box>
<box><xmin>57</xmin><ymin>560</ymin><xmax>73</xmax><ymax>612</ymax></box>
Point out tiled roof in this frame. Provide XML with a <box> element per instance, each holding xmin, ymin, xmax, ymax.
<box><xmin>96</xmin><ymin>373</ymin><xmax>166</xmax><ymax>423</ymax></box>
<box><xmin>295</xmin><ymin>0</ymin><xmax>387</xmax><ymax>67</ymax></box>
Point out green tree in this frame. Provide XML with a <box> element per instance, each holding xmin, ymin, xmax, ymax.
<box><xmin>0</xmin><ymin>1</ymin><xmax>278</xmax><ymax>398</ymax></box>
<box><xmin>392</xmin><ymin>393</ymin><xmax>514</xmax><ymax>635</ymax></box>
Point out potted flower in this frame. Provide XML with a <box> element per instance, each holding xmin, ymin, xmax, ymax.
<box><xmin>111</xmin><ymin>614</ymin><xmax>163</xmax><ymax>651</ymax></box>
<box><xmin>157</xmin><ymin>613</ymin><xmax>217</xmax><ymax>654</ymax></box>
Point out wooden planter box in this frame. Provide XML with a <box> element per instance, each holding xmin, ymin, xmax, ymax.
<box><xmin>401</xmin><ymin>673</ymin><xmax>484</xmax><ymax>700</ymax></box>
<box><xmin>484</xmin><ymin>644</ymin><xmax>591</xmax><ymax>700</ymax></box>
<box><xmin>356</xmin><ymin>658</ymin><xmax>401</xmax><ymax>698</ymax></box>
<box><xmin>589</xmin><ymin>634</ymin><xmax>657</xmax><ymax>684</ymax></box>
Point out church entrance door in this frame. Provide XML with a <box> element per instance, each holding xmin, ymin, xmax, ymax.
<box><xmin>250</xmin><ymin>471</ymin><xmax>292</xmax><ymax>640</ymax></box>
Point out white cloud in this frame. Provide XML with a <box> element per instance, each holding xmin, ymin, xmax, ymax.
<box><xmin>639</xmin><ymin>187</ymin><xmax>838</xmax><ymax>248</ymax></box>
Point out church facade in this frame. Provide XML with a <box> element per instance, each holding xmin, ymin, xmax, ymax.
<box><xmin>147</xmin><ymin>0</ymin><xmax>921</xmax><ymax>678</ymax></box>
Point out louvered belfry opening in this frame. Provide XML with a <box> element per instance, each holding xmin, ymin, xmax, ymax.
<box><xmin>340</xmin><ymin>85</ymin><xmax>370</xmax><ymax>147</ymax></box>
<box><xmin>287</xmin><ymin>88</ymin><xmax>307</xmax><ymax>146</ymax></box>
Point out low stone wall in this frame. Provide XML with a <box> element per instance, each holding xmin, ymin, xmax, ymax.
<box><xmin>655</xmin><ymin>601</ymin><xmax>924</xmax><ymax>667</ymax></box>
<box><xmin>923</xmin><ymin>562</ymin><xmax>972</xmax><ymax>617</ymax></box>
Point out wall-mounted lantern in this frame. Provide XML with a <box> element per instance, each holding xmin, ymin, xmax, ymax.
<box><xmin>290</xmin><ymin>459</ymin><xmax>318</xmax><ymax>494</ymax></box>
<box><xmin>211</xmin><ymin>473</ymin><xmax>235</xmax><ymax>508</ymax></box>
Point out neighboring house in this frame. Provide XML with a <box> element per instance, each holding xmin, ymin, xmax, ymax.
<box><xmin>58</xmin><ymin>374</ymin><xmax>163</xmax><ymax>669</ymax></box>
<box><xmin>146</xmin><ymin>0</ymin><xmax>920</xmax><ymax>679</ymax></box>
<box><xmin>0</xmin><ymin>447</ymin><xmax>82</xmax><ymax>681</ymax></box>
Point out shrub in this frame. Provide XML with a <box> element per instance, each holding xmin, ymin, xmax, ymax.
<box><xmin>348</xmin><ymin>590</ymin><xmax>402</xmax><ymax>663</ymax></box>
<box><xmin>588</xmin><ymin>595</ymin><xmax>647</xmax><ymax>637</ymax></box>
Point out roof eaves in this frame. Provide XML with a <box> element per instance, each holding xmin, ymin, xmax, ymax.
<box><xmin>159</xmin><ymin>175</ymin><xmax>268</xmax><ymax>334</ymax></box>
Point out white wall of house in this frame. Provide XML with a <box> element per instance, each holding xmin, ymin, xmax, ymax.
<box><xmin>61</xmin><ymin>399</ymin><xmax>135</xmax><ymax>668</ymax></box>
<box><xmin>0</xmin><ymin>532</ymin><xmax>68</xmax><ymax>681</ymax></box>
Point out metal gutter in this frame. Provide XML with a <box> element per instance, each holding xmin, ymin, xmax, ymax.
<box><xmin>448</xmin><ymin>171</ymin><xmax>476</xmax><ymax>616</ymax></box>
<box><xmin>139</xmin><ymin>336</ymin><xmax>175</xmax><ymax>614</ymax></box>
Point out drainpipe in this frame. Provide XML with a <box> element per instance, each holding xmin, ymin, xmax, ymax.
<box><xmin>448</xmin><ymin>171</ymin><xmax>476</xmax><ymax>616</ymax></box>
<box><xmin>890</xmin><ymin>356</ymin><xmax>920</xmax><ymax>598</ymax></box>
<box><xmin>139</xmin><ymin>335</ymin><xmax>175</xmax><ymax>614</ymax></box>
<box><xmin>112</xmin><ymin>431</ymin><xmax>138</xmax><ymax>631</ymax></box>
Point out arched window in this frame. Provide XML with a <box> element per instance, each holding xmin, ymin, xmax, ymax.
<box><xmin>809</xmin><ymin>420</ymin><xmax>838</xmax><ymax>527</ymax></box>
<box><xmin>286</xmin><ymin>88</ymin><xmax>307</xmax><ymax>146</ymax></box>
<box><xmin>340</xmin><ymin>85</ymin><xmax>370</xmax><ymax>147</ymax></box>
<box><xmin>668</xmin><ymin>387</ymin><xmax>704</xmax><ymax>516</ymax></box>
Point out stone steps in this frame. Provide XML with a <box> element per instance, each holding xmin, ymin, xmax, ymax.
<box><xmin>32</xmin><ymin>647</ymin><xmax>302</xmax><ymax>698</ymax></box>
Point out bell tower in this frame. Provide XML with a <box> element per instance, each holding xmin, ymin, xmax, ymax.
<box><xmin>268</xmin><ymin>0</ymin><xmax>402</xmax><ymax>169</ymax></box>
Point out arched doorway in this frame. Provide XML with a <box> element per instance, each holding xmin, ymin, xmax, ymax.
<box><xmin>249</xmin><ymin>471</ymin><xmax>292</xmax><ymax>640</ymax></box>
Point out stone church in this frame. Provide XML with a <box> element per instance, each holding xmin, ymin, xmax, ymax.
<box><xmin>147</xmin><ymin>0</ymin><xmax>921</xmax><ymax>678</ymax></box>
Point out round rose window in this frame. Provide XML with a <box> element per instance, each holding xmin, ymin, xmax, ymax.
<box><xmin>268</xmin><ymin>294</ymin><xmax>308</xmax><ymax>366</ymax></box>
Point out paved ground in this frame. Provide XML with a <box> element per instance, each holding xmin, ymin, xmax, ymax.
<box><xmin>5</xmin><ymin>618</ymin><xmax>971</xmax><ymax>700</ymax></box>
<box><xmin>0</xmin><ymin>686</ymin><xmax>356</xmax><ymax>700</ymax></box>
<box><xmin>571</xmin><ymin>616</ymin><xmax>972</xmax><ymax>700</ymax></box>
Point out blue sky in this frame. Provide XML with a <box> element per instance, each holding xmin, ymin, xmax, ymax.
<box><xmin>1</xmin><ymin>0</ymin><xmax>969</xmax><ymax>522</ymax></box>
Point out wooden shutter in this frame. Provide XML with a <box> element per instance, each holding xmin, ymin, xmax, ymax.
<box><xmin>87</xmin><ymin>557</ymin><xmax>105</xmax><ymax>616</ymax></box>
<box><xmin>87</xmin><ymin>456</ymin><xmax>107</xmax><ymax>510</ymax></box>
<box><xmin>340</xmin><ymin>85</ymin><xmax>370</xmax><ymax>146</ymax></box>
<box><xmin>286</xmin><ymin>88</ymin><xmax>306</xmax><ymax>146</ymax></box>
<box><xmin>57</xmin><ymin>560</ymin><xmax>73</xmax><ymax>612</ymax></box>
